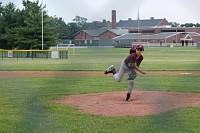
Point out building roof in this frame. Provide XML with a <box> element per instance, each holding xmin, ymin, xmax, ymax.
<box><xmin>147</xmin><ymin>32</ymin><xmax>177</xmax><ymax>39</ymax></box>
<box><xmin>81</xmin><ymin>28</ymin><xmax>128</xmax><ymax>37</ymax></box>
<box><xmin>117</xmin><ymin>18</ymin><xmax>169</xmax><ymax>28</ymax></box>
<box><xmin>113</xmin><ymin>33</ymin><xmax>141</xmax><ymax>39</ymax></box>
<box><xmin>113</xmin><ymin>32</ymin><xmax>177</xmax><ymax>40</ymax></box>
<box><xmin>85</xmin><ymin>18</ymin><xmax>170</xmax><ymax>30</ymax></box>
<box><xmin>100</xmin><ymin>29</ymin><xmax>129</xmax><ymax>36</ymax></box>
<box><xmin>85</xmin><ymin>21</ymin><xmax>111</xmax><ymax>30</ymax></box>
<box><xmin>82</xmin><ymin>28</ymin><xmax>110</xmax><ymax>36</ymax></box>
<box><xmin>186</xmin><ymin>32</ymin><xmax>200</xmax><ymax>36</ymax></box>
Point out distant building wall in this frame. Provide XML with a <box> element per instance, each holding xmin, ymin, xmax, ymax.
<box><xmin>154</xmin><ymin>28</ymin><xmax>161</xmax><ymax>34</ymax></box>
<box><xmin>184</xmin><ymin>27</ymin><xmax>200</xmax><ymax>33</ymax></box>
<box><xmin>99</xmin><ymin>39</ymin><xmax>114</xmax><ymax>47</ymax></box>
<box><xmin>165</xmin><ymin>36</ymin><xmax>177</xmax><ymax>43</ymax></box>
<box><xmin>159</xmin><ymin>18</ymin><xmax>171</xmax><ymax>26</ymax></box>
<box><xmin>129</xmin><ymin>27</ymin><xmax>200</xmax><ymax>34</ymax></box>
<box><xmin>73</xmin><ymin>28</ymin><xmax>200</xmax><ymax>47</ymax></box>
<box><xmin>99</xmin><ymin>31</ymin><xmax>117</xmax><ymax>40</ymax></box>
<box><xmin>74</xmin><ymin>31</ymin><xmax>93</xmax><ymax>40</ymax></box>
<box><xmin>192</xmin><ymin>36</ymin><xmax>200</xmax><ymax>43</ymax></box>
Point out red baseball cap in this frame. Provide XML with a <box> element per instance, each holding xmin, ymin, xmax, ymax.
<box><xmin>136</xmin><ymin>44</ymin><xmax>144</xmax><ymax>51</ymax></box>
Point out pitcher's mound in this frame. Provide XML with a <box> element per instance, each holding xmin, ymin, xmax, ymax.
<box><xmin>55</xmin><ymin>91</ymin><xmax>200</xmax><ymax>116</ymax></box>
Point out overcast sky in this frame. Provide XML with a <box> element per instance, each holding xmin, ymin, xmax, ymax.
<box><xmin>2</xmin><ymin>0</ymin><xmax>199</xmax><ymax>24</ymax></box>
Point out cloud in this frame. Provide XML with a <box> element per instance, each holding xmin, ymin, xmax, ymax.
<box><xmin>1</xmin><ymin>0</ymin><xmax>199</xmax><ymax>24</ymax></box>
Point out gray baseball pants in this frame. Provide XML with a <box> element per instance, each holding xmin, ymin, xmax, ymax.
<box><xmin>113</xmin><ymin>61</ymin><xmax>137</xmax><ymax>94</ymax></box>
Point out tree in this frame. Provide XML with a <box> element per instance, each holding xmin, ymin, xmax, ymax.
<box><xmin>73</xmin><ymin>16</ymin><xmax>87</xmax><ymax>29</ymax></box>
<box><xmin>0</xmin><ymin>1</ymin><xmax>89</xmax><ymax>49</ymax></box>
<box><xmin>171</xmin><ymin>22</ymin><xmax>200</xmax><ymax>28</ymax></box>
<box><xmin>50</xmin><ymin>16</ymin><xmax>69</xmax><ymax>41</ymax></box>
<box><xmin>180</xmin><ymin>23</ymin><xmax>196</xmax><ymax>27</ymax></box>
<box><xmin>66</xmin><ymin>22</ymin><xmax>80</xmax><ymax>39</ymax></box>
<box><xmin>17</xmin><ymin>0</ymin><xmax>57</xmax><ymax>50</ymax></box>
<box><xmin>0</xmin><ymin>0</ymin><xmax>58</xmax><ymax>50</ymax></box>
<box><xmin>0</xmin><ymin>2</ymin><xmax>6</xmax><ymax>49</ymax></box>
<box><xmin>0</xmin><ymin>2</ymin><xmax>22</xmax><ymax>49</ymax></box>
<box><xmin>66</xmin><ymin>16</ymin><xmax>88</xmax><ymax>39</ymax></box>
<box><xmin>195</xmin><ymin>23</ymin><xmax>200</xmax><ymax>27</ymax></box>
<box><xmin>170</xmin><ymin>22</ymin><xmax>180</xmax><ymax>27</ymax></box>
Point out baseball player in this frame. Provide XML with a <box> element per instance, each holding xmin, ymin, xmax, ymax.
<box><xmin>104</xmin><ymin>44</ymin><xmax>146</xmax><ymax>101</ymax></box>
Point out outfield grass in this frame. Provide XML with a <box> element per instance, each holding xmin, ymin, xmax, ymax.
<box><xmin>0</xmin><ymin>76</ymin><xmax>200</xmax><ymax>132</ymax></box>
<box><xmin>0</xmin><ymin>46</ymin><xmax>200</xmax><ymax>71</ymax></box>
<box><xmin>0</xmin><ymin>46</ymin><xmax>200</xmax><ymax>132</ymax></box>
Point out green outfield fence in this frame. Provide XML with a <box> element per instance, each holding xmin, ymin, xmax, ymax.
<box><xmin>0</xmin><ymin>49</ymin><xmax>68</xmax><ymax>60</ymax></box>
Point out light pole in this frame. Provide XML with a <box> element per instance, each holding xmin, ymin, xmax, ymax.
<box><xmin>41</xmin><ymin>0</ymin><xmax>44</xmax><ymax>50</ymax></box>
<box><xmin>137</xmin><ymin>4</ymin><xmax>141</xmax><ymax>45</ymax></box>
<box><xmin>176</xmin><ymin>26</ymin><xmax>177</xmax><ymax>46</ymax></box>
<box><xmin>176</xmin><ymin>25</ymin><xmax>180</xmax><ymax>46</ymax></box>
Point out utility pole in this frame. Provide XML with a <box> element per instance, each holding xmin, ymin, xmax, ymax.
<box><xmin>176</xmin><ymin>25</ymin><xmax>178</xmax><ymax>46</ymax></box>
<box><xmin>41</xmin><ymin>0</ymin><xmax>44</xmax><ymax>50</ymax></box>
<box><xmin>137</xmin><ymin>5</ymin><xmax>141</xmax><ymax>45</ymax></box>
<box><xmin>137</xmin><ymin>5</ymin><xmax>140</xmax><ymax>34</ymax></box>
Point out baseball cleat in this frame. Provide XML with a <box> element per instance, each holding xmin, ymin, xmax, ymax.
<box><xmin>126</xmin><ymin>93</ymin><xmax>131</xmax><ymax>101</ymax></box>
<box><xmin>104</xmin><ymin>65</ymin><xmax>115</xmax><ymax>75</ymax></box>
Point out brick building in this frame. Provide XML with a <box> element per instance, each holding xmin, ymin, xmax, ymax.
<box><xmin>73</xmin><ymin>10</ymin><xmax>200</xmax><ymax>47</ymax></box>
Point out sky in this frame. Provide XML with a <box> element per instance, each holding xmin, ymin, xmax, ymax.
<box><xmin>1</xmin><ymin>0</ymin><xmax>199</xmax><ymax>24</ymax></box>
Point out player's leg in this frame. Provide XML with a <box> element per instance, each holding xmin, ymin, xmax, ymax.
<box><xmin>105</xmin><ymin>61</ymin><xmax>127</xmax><ymax>81</ymax></box>
<box><xmin>126</xmin><ymin>80</ymin><xmax>134</xmax><ymax>101</ymax></box>
<box><xmin>104</xmin><ymin>65</ymin><xmax>116</xmax><ymax>75</ymax></box>
<box><xmin>126</xmin><ymin>70</ymin><xmax>137</xmax><ymax>101</ymax></box>
<box><xmin>113</xmin><ymin>61</ymin><xmax>128</xmax><ymax>82</ymax></box>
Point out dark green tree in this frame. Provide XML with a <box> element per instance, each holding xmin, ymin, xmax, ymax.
<box><xmin>66</xmin><ymin>22</ymin><xmax>79</xmax><ymax>39</ymax></box>
<box><xmin>0</xmin><ymin>2</ymin><xmax>6</xmax><ymax>48</ymax></box>
<box><xmin>195</xmin><ymin>23</ymin><xmax>200</xmax><ymax>27</ymax></box>
<box><xmin>0</xmin><ymin>0</ymin><xmax>57</xmax><ymax>50</ymax></box>
<box><xmin>180</xmin><ymin>23</ymin><xmax>196</xmax><ymax>27</ymax></box>
<box><xmin>0</xmin><ymin>1</ymin><xmax>89</xmax><ymax>49</ymax></box>
<box><xmin>66</xmin><ymin>16</ymin><xmax>88</xmax><ymax>39</ymax></box>
<box><xmin>170</xmin><ymin>22</ymin><xmax>180</xmax><ymax>27</ymax></box>
<box><xmin>0</xmin><ymin>2</ymin><xmax>21</xmax><ymax>49</ymax></box>
<box><xmin>50</xmin><ymin>16</ymin><xmax>69</xmax><ymax>41</ymax></box>
<box><xmin>73</xmin><ymin>15</ymin><xmax>87</xmax><ymax>28</ymax></box>
<box><xmin>16</xmin><ymin>0</ymin><xmax>57</xmax><ymax>50</ymax></box>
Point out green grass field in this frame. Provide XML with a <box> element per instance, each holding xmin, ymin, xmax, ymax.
<box><xmin>1</xmin><ymin>47</ymin><xmax>200</xmax><ymax>71</ymax></box>
<box><xmin>0</xmin><ymin>46</ymin><xmax>200</xmax><ymax>132</ymax></box>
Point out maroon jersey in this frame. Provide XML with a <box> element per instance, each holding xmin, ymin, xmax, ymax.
<box><xmin>124</xmin><ymin>53</ymin><xmax>143</xmax><ymax>68</ymax></box>
<box><xmin>129</xmin><ymin>47</ymin><xmax>136</xmax><ymax>54</ymax></box>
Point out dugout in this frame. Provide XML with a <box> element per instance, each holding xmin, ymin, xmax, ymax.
<box><xmin>0</xmin><ymin>49</ymin><xmax>68</xmax><ymax>60</ymax></box>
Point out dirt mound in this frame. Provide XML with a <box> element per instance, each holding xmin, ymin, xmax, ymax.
<box><xmin>55</xmin><ymin>91</ymin><xmax>200</xmax><ymax>116</ymax></box>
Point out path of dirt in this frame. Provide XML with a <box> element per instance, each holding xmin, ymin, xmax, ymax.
<box><xmin>0</xmin><ymin>71</ymin><xmax>200</xmax><ymax>78</ymax></box>
<box><xmin>1</xmin><ymin>71</ymin><xmax>200</xmax><ymax>116</ymax></box>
